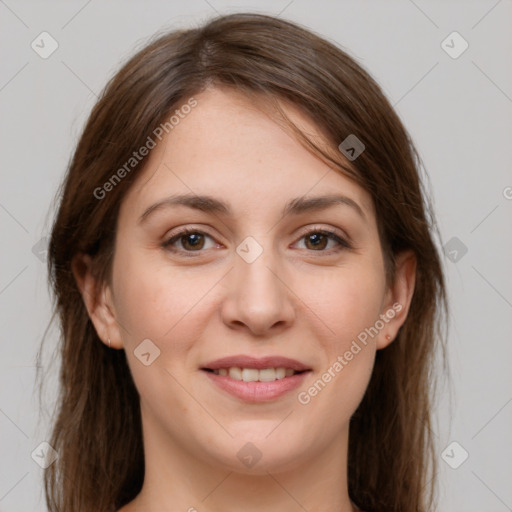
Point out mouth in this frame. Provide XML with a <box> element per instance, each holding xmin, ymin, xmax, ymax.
<box><xmin>203</xmin><ymin>367</ymin><xmax>304</xmax><ymax>381</ymax></box>
<box><xmin>203</xmin><ymin>366</ymin><xmax>306</xmax><ymax>382</ymax></box>
<box><xmin>201</xmin><ymin>355</ymin><xmax>311</xmax><ymax>402</ymax></box>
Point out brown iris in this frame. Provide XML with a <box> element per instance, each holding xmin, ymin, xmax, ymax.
<box><xmin>180</xmin><ymin>233</ymin><xmax>205</xmax><ymax>251</ymax></box>
<box><xmin>304</xmin><ymin>232</ymin><xmax>328</xmax><ymax>250</ymax></box>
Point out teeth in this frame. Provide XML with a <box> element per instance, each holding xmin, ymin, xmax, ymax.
<box><xmin>259</xmin><ymin>368</ymin><xmax>277</xmax><ymax>382</ymax></box>
<box><xmin>212</xmin><ymin>367</ymin><xmax>297</xmax><ymax>381</ymax></box>
<box><xmin>241</xmin><ymin>368</ymin><xmax>259</xmax><ymax>382</ymax></box>
<box><xmin>229</xmin><ymin>367</ymin><xmax>242</xmax><ymax>380</ymax></box>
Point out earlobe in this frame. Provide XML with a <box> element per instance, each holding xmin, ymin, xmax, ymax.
<box><xmin>72</xmin><ymin>253</ymin><xmax>122</xmax><ymax>349</ymax></box>
<box><xmin>377</xmin><ymin>250</ymin><xmax>417</xmax><ymax>350</ymax></box>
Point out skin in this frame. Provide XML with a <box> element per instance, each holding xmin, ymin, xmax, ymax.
<box><xmin>74</xmin><ymin>87</ymin><xmax>416</xmax><ymax>512</ymax></box>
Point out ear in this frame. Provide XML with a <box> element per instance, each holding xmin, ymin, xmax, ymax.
<box><xmin>377</xmin><ymin>250</ymin><xmax>417</xmax><ymax>350</ymax></box>
<box><xmin>72</xmin><ymin>253</ymin><xmax>123</xmax><ymax>349</ymax></box>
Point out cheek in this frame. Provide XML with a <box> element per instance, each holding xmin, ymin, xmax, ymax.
<box><xmin>111</xmin><ymin>253</ymin><xmax>211</xmax><ymax>409</ymax></box>
<box><xmin>111</xmin><ymin>250</ymin><xmax>210</xmax><ymax>351</ymax></box>
<box><xmin>303</xmin><ymin>261</ymin><xmax>386</xmax><ymax>350</ymax></box>
<box><xmin>294</xmin><ymin>263</ymin><xmax>385</xmax><ymax>411</ymax></box>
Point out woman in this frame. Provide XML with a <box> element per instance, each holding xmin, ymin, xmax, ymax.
<box><xmin>40</xmin><ymin>12</ymin><xmax>447</xmax><ymax>512</ymax></box>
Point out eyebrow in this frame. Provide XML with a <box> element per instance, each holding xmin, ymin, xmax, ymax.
<box><xmin>138</xmin><ymin>192</ymin><xmax>366</xmax><ymax>223</ymax></box>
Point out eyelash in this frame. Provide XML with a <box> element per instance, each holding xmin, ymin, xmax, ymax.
<box><xmin>162</xmin><ymin>226</ymin><xmax>352</xmax><ymax>257</ymax></box>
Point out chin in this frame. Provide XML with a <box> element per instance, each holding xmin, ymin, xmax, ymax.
<box><xmin>198</xmin><ymin>430</ymin><xmax>315</xmax><ymax>475</ymax></box>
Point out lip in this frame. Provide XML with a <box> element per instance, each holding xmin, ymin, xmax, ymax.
<box><xmin>203</xmin><ymin>370</ymin><xmax>309</xmax><ymax>402</ymax></box>
<box><xmin>201</xmin><ymin>355</ymin><xmax>311</xmax><ymax>403</ymax></box>
<box><xmin>202</xmin><ymin>355</ymin><xmax>310</xmax><ymax>372</ymax></box>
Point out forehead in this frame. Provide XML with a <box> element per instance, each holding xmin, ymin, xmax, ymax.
<box><xmin>118</xmin><ymin>87</ymin><xmax>375</xmax><ymax>223</ymax></box>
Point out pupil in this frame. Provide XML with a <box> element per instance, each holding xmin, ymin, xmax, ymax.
<box><xmin>184</xmin><ymin>233</ymin><xmax>203</xmax><ymax>249</ymax></box>
<box><xmin>308</xmin><ymin>233</ymin><xmax>327</xmax><ymax>250</ymax></box>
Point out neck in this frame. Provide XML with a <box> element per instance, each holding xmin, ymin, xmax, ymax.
<box><xmin>131</xmin><ymin>408</ymin><xmax>355</xmax><ymax>512</ymax></box>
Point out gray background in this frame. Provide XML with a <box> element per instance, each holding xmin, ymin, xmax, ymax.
<box><xmin>1</xmin><ymin>1</ymin><xmax>511</xmax><ymax>511</ymax></box>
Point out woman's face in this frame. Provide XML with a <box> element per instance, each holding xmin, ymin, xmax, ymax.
<box><xmin>91</xmin><ymin>87</ymin><xmax>412</xmax><ymax>474</ymax></box>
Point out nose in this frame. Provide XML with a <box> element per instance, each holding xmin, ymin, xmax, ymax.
<box><xmin>220</xmin><ymin>242</ymin><xmax>296</xmax><ymax>337</ymax></box>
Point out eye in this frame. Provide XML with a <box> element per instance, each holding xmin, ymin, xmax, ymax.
<box><xmin>163</xmin><ymin>226</ymin><xmax>351</xmax><ymax>257</ymax></box>
<box><xmin>294</xmin><ymin>228</ymin><xmax>351</xmax><ymax>252</ymax></box>
<box><xmin>163</xmin><ymin>228</ymin><xmax>219</xmax><ymax>255</ymax></box>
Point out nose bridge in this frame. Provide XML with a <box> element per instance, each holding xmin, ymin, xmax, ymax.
<box><xmin>221</xmin><ymin>234</ymin><xmax>295</xmax><ymax>335</ymax></box>
<box><xmin>238</xmin><ymin>240</ymin><xmax>279</xmax><ymax>300</ymax></box>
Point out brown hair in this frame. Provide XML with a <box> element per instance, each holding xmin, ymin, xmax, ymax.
<box><xmin>38</xmin><ymin>12</ymin><xmax>447</xmax><ymax>512</ymax></box>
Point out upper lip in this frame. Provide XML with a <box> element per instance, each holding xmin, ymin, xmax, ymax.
<box><xmin>202</xmin><ymin>355</ymin><xmax>311</xmax><ymax>371</ymax></box>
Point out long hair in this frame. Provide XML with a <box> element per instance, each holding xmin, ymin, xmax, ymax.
<box><xmin>38</xmin><ymin>12</ymin><xmax>447</xmax><ymax>512</ymax></box>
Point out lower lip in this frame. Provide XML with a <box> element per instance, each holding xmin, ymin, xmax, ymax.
<box><xmin>203</xmin><ymin>370</ymin><xmax>310</xmax><ymax>402</ymax></box>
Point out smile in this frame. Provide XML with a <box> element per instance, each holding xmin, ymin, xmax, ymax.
<box><xmin>201</xmin><ymin>355</ymin><xmax>311</xmax><ymax>402</ymax></box>
<box><xmin>208</xmin><ymin>367</ymin><xmax>298</xmax><ymax>381</ymax></box>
